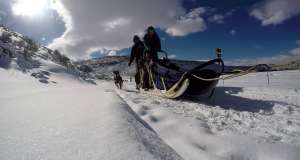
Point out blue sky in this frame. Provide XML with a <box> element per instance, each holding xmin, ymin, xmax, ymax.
<box><xmin>176</xmin><ymin>0</ymin><xmax>300</xmax><ymax>60</ymax></box>
<box><xmin>0</xmin><ymin>0</ymin><xmax>299</xmax><ymax>64</ymax></box>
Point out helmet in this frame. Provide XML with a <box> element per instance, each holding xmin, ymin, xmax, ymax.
<box><xmin>133</xmin><ymin>35</ymin><xmax>140</xmax><ymax>43</ymax></box>
<box><xmin>147</xmin><ymin>26</ymin><xmax>155</xmax><ymax>32</ymax></box>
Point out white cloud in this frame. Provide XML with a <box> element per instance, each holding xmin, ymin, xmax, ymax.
<box><xmin>208</xmin><ymin>14</ymin><xmax>224</xmax><ymax>24</ymax></box>
<box><xmin>165</xmin><ymin>7</ymin><xmax>208</xmax><ymax>36</ymax></box>
<box><xmin>208</xmin><ymin>8</ymin><xmax>237</xmax><ymax>24</ymax></box>
<box><xmin>48</xmin><ymin>0</ymin><xmax>207</xmax><ymax>59</ymax></box>
<box><xmin>250</xmin><ymin>0</ymin><xmax>300</xmax><ymax>26</ymax></box>
<box><xmin>230</xmin><ymin>29</ymin><xmax>237</xmax><ymax>36</ymax></box>
<box><xmin>12</xmin><ymin>0</ymin><xmax>49</xmax><ymax>17</ymax></box>
<box><xmin>225</xmin><ymin>8</ymin><xmax>237</xmax><ymax>17</ymax></box>
<box><xmin>227</xmin><ymin>40</ymin><xmax>300</xmax><ymax>66</ymax></box>
<box><xmin>168</xmin><ymin>54</ymin><xmax>177</xmax><ymax>59</ymax></box>
<box><xmin>104</xmin><ymin>18</ymin><xmax>131</xmax><ymax>31</ymax></box>
<box><xmin>0</xmin><ymin>10</ymin><xmax>7</xmax><ymax>16</ymax></box>
<box><xmin>165</xmin><ymin>16</ymin><xmax>206</xmax><ymax>36</ymax></box>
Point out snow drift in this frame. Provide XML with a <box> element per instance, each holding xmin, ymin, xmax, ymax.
<box><xmin>117</xmin><ymin>70</ymin><xmax>300</xmax><ymax>160</ymax></box>
<box><xmin>0</xmin><ymin>25</ymin><xmax>182</xmax><ymax>160</ymax></box>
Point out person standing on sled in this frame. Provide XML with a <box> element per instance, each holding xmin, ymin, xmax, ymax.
<box><xmin>128</xmin><ymin>35</ymin><xmax>145</xmax><ymax>90</ymax></box>
<box><xmin>143</xmin><ymin>26</ymin><xmax>162</xmax><ymax>89</ymax></box>
<box><xmin>143</xmin><ymin>26</ymin><xmax>161</xmax><ymax>62</ymax></box>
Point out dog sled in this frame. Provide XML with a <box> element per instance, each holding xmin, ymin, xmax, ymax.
<box><xmin>142</xmin><ymin>51</ymin><xmax>225</xmax><ymax>99</ymax></box>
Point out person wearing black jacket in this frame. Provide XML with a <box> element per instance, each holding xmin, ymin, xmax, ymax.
<box><xmin>143</xmin><ymin>26</ymin><xmax>161</xmax><ymax>62</ymax></box>
<box><xmin>128</xmin><ymin>35</ymin><xmax>145</xmax><ymax>90</ymax></box>
<box><xmin>143</xmin><ymin>26</ymin><xmax>162</xmax><ymax>89</ymax></box>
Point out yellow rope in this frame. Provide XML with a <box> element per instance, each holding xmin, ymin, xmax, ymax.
<box><xmin>145</xmin><ymin>62</ymin><xmax>157</xmax><ymax>89</ymax></box>
<box><xmin>141</xmin><ymin>61</ymin><xmax>189</xmax><ymax>98</ymax></box>
<box><xmin>161</xmin><ymin>77</ymin><xmax>167</xmax><ymax>90</ymax></box>
<box><xmin>191</xmin><ymin>64</ymin><xmax>260</xmax><ymax>81</ymax></box>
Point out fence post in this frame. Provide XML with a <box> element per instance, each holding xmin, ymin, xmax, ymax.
<box><xmin>267</xmin><ymin>71</ymin><xmax>270</xmax><ymax>85</ymax></box>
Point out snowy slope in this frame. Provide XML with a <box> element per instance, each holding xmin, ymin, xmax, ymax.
<box><xmin>0</xmin><ymin>25</ymin><xmax>98</xmax><ymax>84</ymax></box>
<box><xmin>1</xmin><ymin>26</ymin><xmax>183</xmax><ymax>160</ymax></box>
<box><xmin>116</xmin><ymin>70</ymin><xmax>300</xmax><ymax>160</ymax></box>
<box><xmin>76</xmin><ymin>56</ymin><xmax>135</xmax><ymax>78</ymax></box>
<box><xmin>0</xmin><ymin>67</ymin><xmax>183</xmax><ymax>160</ymax></box>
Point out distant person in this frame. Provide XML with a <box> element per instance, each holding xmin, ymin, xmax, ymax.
<box><xmin>128</xmin><ymin>35</ymin><xmax>145</xmax><ymax>90</ymax></box>
<box><xmin>143</xmin><ymin>26</ymin><xmax>161</xmax><ymax>62</ymax></box>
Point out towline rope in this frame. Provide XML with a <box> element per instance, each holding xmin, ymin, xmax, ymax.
<box><xmin>191</xmin><ymin>64</ymin><xmax>270</xmax><ymax>82</ymax></box>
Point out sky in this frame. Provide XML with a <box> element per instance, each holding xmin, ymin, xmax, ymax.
<box><xmin>0</xmin><ymin>0</ymin><xmax>299</xmax><ymax>65</ymax></box>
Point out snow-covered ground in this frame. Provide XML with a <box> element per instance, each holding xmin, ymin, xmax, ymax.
<box><xmin>3</xmin><ymin>25</ymin><xmax>299</xmax><ymax>159</ymax></box>
<box><xmin>117</xmin><ymin>70</ymin><xmax>300</xmax><ymax>160</ymax></box>
<box><xmin>1</xmin><ymin>64</ymin><xmax>300</xmax><ymax>160</ymax></box>
<box><xmin>1</xmin><ymin>37</ymin><xmax>300</xmax><ymax>159</ymax></box>
<box><xmin>0</xmin><ymin>61</ymin><xmax>182</xmax><ymax>160</ymax></box>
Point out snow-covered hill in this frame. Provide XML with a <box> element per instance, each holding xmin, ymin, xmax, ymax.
<box><xmin>271</xmin><ymin>60</ymin><xmax>300</xmax><ymax>71</ymax></box>
<box><xmin>76</xmin><ymin>56</ymin><xmax>135</xmax><ymax>78</ymax></box>
<box><xmin>0</xmin><ymin>25</ymin><xmax>97</xmax><ymax>84</ymax></box>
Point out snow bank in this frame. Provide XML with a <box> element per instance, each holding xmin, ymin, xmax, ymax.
<box><xmin>117</xmin><ymin>70</ymin><xmax>300</xmax><ymax>160</ymax></box>
<box><xmin>0</xmin><ymin>27</ymin><xmax>5</xmax><ymax>36</ymax></box>
<box><xmin>0</xmin><ymin>68</ymin><xmax>182</xmax><ymax>160</ymax></box>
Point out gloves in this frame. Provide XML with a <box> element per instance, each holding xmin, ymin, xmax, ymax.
<box><xmin>144</xmin><ymin>46</ymin><xmax>149</xmax><ymax>52</ymax></box>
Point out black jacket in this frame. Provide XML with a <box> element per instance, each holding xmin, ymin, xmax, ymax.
<box><xmin>143</xmin><ymin>33</ymin><xmax>161</xmax><ymax>54</ymax></box>
<box><xmin>129</xmin><ymin>41</ymin><xmax>145</xmax><ymax>66</ymax></box>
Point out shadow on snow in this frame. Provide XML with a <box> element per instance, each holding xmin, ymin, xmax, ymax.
<box><xmin>183</xmin><ymin>87</ymin><xmax>299</xmax><ymax>113</ymax></box>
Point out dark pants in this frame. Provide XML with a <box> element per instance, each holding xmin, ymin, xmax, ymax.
<box><xmin>140</xmin><ymin>51</ymin><xmax>159</xmax><ymax>90</ymax></box>
<box><xmin>134</xmin><ymin>62</ymin><xmax>146</xmax><ymax>89</ymax></box>
<box><xmin>135</xmin><ymin>64</ymin><xmax>141</xmax><ymax>88</ymax></box>
<box><xmin>142</xmin><ymin>64</ymin><xmax>151</xmax><ymax>89</ymax></box>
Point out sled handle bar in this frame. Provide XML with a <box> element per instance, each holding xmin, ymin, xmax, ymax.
<box><xmin>158</xmin><ymin>50</ymin><xmax>169</xmax><ymax>60</ymax></box>
<box><xmin>188</xmin><ymin>58</ymin><xmax>225</xmax><ymax>76</ymax></box>
<box><xmin>156</xmin><ymin>50</ymin><xmax>225</xmax><ymax>76</ymax></box>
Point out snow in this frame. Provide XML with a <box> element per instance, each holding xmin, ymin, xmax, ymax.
<box><xmin>0</xmin><ymin>67</ymin><xmax>182</xmax><ymax>160</ymax></box>
<box><xmin>0</xmin><ymin>27</ymin><xmax>22</xmax><ymax>44</ymax></box>
<box><xmin>0</xmin><ymin>27</ymin><xmax>5</xmax><ymax>36</ymax></box>
<box><xmin>1</xmin><ymin>32</ymin><xmax>300</xmax><ymax>160</ymax></box>
<box><xmin>10</xmin><ymin>35</ymin><xmax>22</xmax><ymax>43</ymax></box>
<box><xmin>117</xmin><ymin>70</ymin><xmax>300</xmax><ymax>160</ymax></box>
